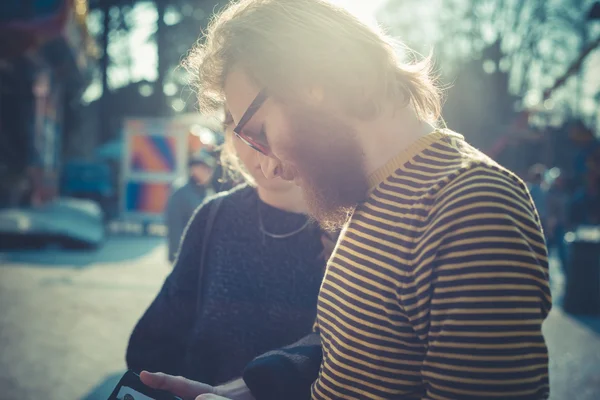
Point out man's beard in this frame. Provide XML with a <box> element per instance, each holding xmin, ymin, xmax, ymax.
<box><xmin>280</xmin><ymin>105</ymin><xmax>370</xmax><ymax>231</ymax></box>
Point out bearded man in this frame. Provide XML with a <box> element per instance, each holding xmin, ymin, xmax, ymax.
<box><xmin>140</xmin><ymin>0</ymin><xmax>551</xmax><ymax>399</ymax></box>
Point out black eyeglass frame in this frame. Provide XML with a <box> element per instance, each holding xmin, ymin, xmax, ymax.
<box><xmin>232</xmin><ymin>89</ymin><xmax>270</xmax><ymax>155</ymax></box>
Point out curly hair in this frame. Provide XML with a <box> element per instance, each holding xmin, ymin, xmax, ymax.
<box><xmin>184</xmin><ymin>0</ymin><xmax>442</xmax><ymax>123</ymax></box>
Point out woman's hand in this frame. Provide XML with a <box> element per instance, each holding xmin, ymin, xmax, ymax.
<box><xmin>140</xmin><ymin>371</ymin><xmax>227</xmax><ymax>400</ymax></box>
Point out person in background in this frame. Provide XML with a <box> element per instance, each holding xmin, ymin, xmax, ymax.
<box><xmin>166</xmin><ymin>149</ymin><xmax>216</xmax><ymax>262</ymax></box>
<box><xmin>126</xmin><ymin>109</ymin><xmax>334</xmax><ymax>389</ymax></box>
<box><xmin>570</xmin><ymin>169</ymin><xmax>600</xmax><ymax>227</ymax></box>
<box><xmin>13</xmin><ymin>175</ymin><xmax>32</xmax><ymax>207</ymax></box>
<box><xmin>570</xmin><ymin>121</ymin><xmax>599</xmax><ymax>187</ymax></box>
<box><xmin>527</xmin><ymin>163</ymin><xmax>549</xmax><ymax>236</ymax></box>
<box><xmin>546</xmin><ymin>170</ymin><xmax>570</xmax><ymax>270</ymax></box>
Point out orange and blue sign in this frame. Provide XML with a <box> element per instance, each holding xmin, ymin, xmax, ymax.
<box><xmin>130</xmin><ymin>134</ymin><xmax>177</xmax><ymax>173</ymax></box>
<box><xmin>125</xmin><ymin>181</ymin><xmax>170</xmax><ymax>214</ymax></box>
<box><xmin>122</xmin><ymin>116</ymin><xmax>219</xmax><ymax>220</ymax></box>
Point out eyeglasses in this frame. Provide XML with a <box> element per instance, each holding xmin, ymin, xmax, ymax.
<box><xmin>233</xmin><ymin>89</ymin><xmax>270</xmax><ymax>155</ymax></box>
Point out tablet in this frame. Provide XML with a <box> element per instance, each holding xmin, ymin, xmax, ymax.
<box><xmin>107</xmin><ymin>371</ymin><xmax>182</xmax><ymax>400</ymax></box>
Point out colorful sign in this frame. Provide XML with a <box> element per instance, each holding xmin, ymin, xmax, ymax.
<box><xmin>130</xmin><ymin>134</ymin><xmax>177</xmax><ymax>173</ymax></box>
<box><xmin>125</xmin><ymin>181</ymin><xmax>171</xmax><ymax>214</ymax></box>
<box><xmin>121</xmin><ymin>115</ymin><xmax>220</xmax><ymax>221</ymax></box>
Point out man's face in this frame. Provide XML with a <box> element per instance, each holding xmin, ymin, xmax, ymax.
<box><xmin>190</xmin><ymin>164</ymin><xmax>213</xmax><ymax>185</ymax></box>
<box><xmin>224</xmin><ymin>69</ymin><xmax>369</xmax><ymax>230</ymax></box>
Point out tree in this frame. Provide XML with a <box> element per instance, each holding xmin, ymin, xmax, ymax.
<box><xmin>152</xmin><ymin>0</ymin><xmax>226</xmax><ymax>114</ymax></box>
<box><xmin>88</xmin><ymin>0</ymin><xmax>135</xmax><ymax>141</ymax></box>
<box><xmin>86</xmin><ymin>0</ymin><xmax>223</xmax><ymax>141</ymax></box>
<box><xmin>379</xmin><ymin>0</ymin><xmax>600</xmax><ymax>126</ymax></box>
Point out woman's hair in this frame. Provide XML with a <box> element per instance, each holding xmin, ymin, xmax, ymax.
<box><xmin>220</xmin><ymin>108</ymin><xmax>256</xmax><ymax>185</ymax></box>
<box><xmin>184</xmin><ymin>0</ymin><xmax>442</xmax><ymax>124</ymax></box>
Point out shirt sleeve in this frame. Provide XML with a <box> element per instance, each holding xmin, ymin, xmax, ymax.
<box><xmin>243</xmin><ymin>332</ymin><xmax>323</xmax><ymax>400</ymax></box>
<box><xmin>126</xmin><ymin>202</ymin><xmax>210</xmax><ymax>376</ymax></box>
<box><xmin>415</xmin><ymin>167</ymin><xmax>552</xmax><ymax>399</ymax></box>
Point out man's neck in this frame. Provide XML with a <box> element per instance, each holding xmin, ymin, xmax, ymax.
<box><xmin>355</xmin><ymin>110</ymin><xmax>435</xmax><ymax>177</ymax></box>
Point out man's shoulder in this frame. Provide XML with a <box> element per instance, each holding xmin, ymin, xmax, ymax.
<box><xmin>440</xmin><ymin>132</ymin><xmax>526</xmax><ymax>191</ymax></box>
<box><xmin>171</xmin><ymin>177</ymin><xmax>189</xmax><ymax>192</ymax></box>
<box><xmin>166</xmin><ymin>181</ymin><xmax>190</xmax><ymax>209</ymax></box>
<box><xmin>426</xmin><ymin>158</ymin><xmax>542</xmax><ymax>242</ymax></box>
<box><xmin>168</xmin><ymin>179</ymin><xmax>198</xmax><ymax>203</ymax></box>
<box><xmin>433</xmin><ymin>154</ymin><xmax>531</xmax><ymax>212</ymax></box>
<box><xmin>418</xmin><ymin>129</ymin><xmax>518</xmax><ymax>191</ymax></box>
<box><xmin>370</xmin><ymin>131</ymin><xmax>523</xmax><ymax>208</ymax></box>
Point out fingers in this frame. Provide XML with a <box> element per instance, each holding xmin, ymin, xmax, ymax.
<box><xmin>140</xmin><ymin>371</ymin><xmax>171</xmax><ymax>390</ymax></box>
<box><xmin>197</xmin><ymin>395</ymin><xmax>232</xmax><ymax>400</ymax></box>
<box><xmin>140</xmin><ymin>371</ymin><xmax>215</xmax><ymax>400</ymax></box>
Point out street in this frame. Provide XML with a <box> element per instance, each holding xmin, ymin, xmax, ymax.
<box><xmin>0</xmin><ymin>237</ymin><xmax>170</xmax><ymax>400</ymax></box>
<box><xmin>0</xmin><ymin>237</ymin><xmax>599</xmax><ymax>400</ymax></box>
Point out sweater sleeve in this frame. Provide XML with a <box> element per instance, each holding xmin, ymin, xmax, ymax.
<box><xmin>126</xmin><ymin>201</ymin><xmax>210</xmax><ymax>376</ymax></box>
<box><xmin>243</xmin><ymin>332</ymin><xmax>323</xmax><ymax>400</ymax></box>
<box><xmin>415</xmin><ymin>167</ymin><xmax>552</xmax><ymax>399</ymax></box>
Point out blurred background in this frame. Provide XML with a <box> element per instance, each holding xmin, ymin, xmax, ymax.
<box><xmin>0</xmin><ymin>0</ymin><xmax>599</xmax><ymax>399</ymax></box>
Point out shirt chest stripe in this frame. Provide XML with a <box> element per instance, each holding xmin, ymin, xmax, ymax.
<box><xmin>322</xmin><ymin>280</ymin><xmax>415</xmax><ymax>336</ymax></box>
<box><xmin>313</xmin><ymin>374</ymin><xmax>360</xmax><ymax>400</ymax></box>
<box><xmin>318</xmin><ymin>320</ymin><xmax>424</xmax><ymax>366</ymax></box>
<box><xmin>343</xmin><ymin>235</ymin><xmax>411</xmax><ymax>265</ymax></box>
<box><xmin>326</xmin><ymin>350</ymin><xmax>421</xmax><ymax>387</ymax></box>
<box><xmin>337</xmin><ymin>244</ymin><xmax>408</xmax><ymax>280</ymax></box>
<box><xmin>318</xmin><ymin>308</ymin><xmax>424</xmax><ymax>355</ymax></box>
<box><xmin>326</xmin><ymin>266</ymin><xmax>399</xmax><ymax>305</ymax></box>
<box><xmin>351</xmin><ymin>218</ymin><xmax>415</xmax><ymax>242</ymax></box>
<box><xmin>333</xmin><ymin>253</ymin><xmax>401</xmax><ymax>286</ymax></box>
<box><xmin>319</xmin><ymin>294</ymin><xmax>422</xmax><ymax>346</ymax></box>
<box><xmin>325</xmin><ymin>272</ymin><xmax>408</xmax><ymax>319</ymax></box>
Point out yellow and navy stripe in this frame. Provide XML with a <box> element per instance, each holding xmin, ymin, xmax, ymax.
<box><xmin>313</xmin><ymin>130</ymin><xmax>551</xmax><ymax>400</ymax></box>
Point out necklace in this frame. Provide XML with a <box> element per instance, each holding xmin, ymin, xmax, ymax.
<box><xmin>257</xmin><ymin>200</ymin><xmax>312</xmax><ymax>239</ymax></box>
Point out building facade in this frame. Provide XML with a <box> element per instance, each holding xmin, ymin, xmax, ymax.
<box><xmin>0</xmin><ymin>0</ymin><xmax>95</xmax><ymax>207</ymax></box>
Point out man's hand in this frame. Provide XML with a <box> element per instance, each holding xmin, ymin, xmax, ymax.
<box><xmin>214</xmin><ymin>378</ymin><xmax>255</xmax><ymax>400</ymax></box>
<box><xmin>140</xmin><ymin>371</ymin><xmax>230</xmax><ymax>400</ymax></box>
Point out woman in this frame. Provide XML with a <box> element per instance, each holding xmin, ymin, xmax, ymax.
<box><xmin>126</xmin><ymin>110</ymin><xmax>333</xmax><ymax>386</ymax></box>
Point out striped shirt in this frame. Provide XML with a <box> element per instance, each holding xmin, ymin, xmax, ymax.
<box><xmin>312</xmin><ymin>130</ymin><xmax>551</xmax><ymax>400</ymax></box>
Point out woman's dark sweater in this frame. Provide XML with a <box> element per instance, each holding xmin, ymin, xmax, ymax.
<box><xmin>126</xmin><ymin>185</ymin><xmax>326</xmax><ymax>386</ymax></box>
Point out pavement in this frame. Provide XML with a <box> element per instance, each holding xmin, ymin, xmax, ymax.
<box><xmin>0</xmin><ymin>238</ymin><xmax>599</xmax><ymax>400</ymax></box>
<box><xmin>0</xmin><ymin>237</ymin><xmax>170</xmax><ymax>400</ymax></box>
